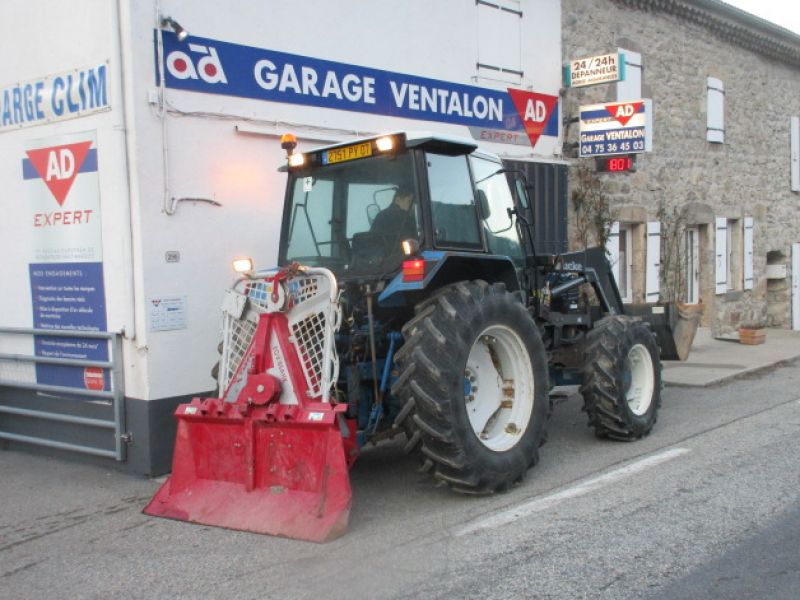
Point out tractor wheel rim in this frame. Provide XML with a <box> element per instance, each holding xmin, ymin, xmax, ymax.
<box><xmin>464</xmin><ymin>324</ymin><xmax>535</xmax><ymax>452</ymax></box>
<box><xmin>626</xmin><ymin>343</ymin><xmax>655</xmax><ymax>416</ymax></box>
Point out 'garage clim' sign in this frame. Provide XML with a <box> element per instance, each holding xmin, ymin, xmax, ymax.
<box><xmin>0</xmin><ymin>64</ymin><xmax>110</xmax><ymax>132</ymax></box>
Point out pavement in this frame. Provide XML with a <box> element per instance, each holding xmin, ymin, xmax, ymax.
<box><xmin>662</xmin><ymin>327</ymin><xmax>800</xmax><ymax>387</ymax></box>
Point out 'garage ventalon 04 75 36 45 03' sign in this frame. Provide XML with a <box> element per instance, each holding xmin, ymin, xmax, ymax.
<box><xmin>157</xmin><ymin>32</ymin><xmax>559</xmax><ymax>150</ymax></box>
<box><xmin>579</xmin><ymin>100</ymin><xmax>650</xmax><ymax>157</ymax></box>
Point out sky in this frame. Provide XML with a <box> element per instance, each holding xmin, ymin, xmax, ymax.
<box><xmin>721</xmin><ymin>0</ymin><xmax>800</xmax><ymax>35</ymax></box>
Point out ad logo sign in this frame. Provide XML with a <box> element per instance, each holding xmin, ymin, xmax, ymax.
<box><xmin>25</xmin><ymin>141</ymin><xmax>92</xmax><ymax>206</ymax></box>
<box><xmin>166</xmin><ymin>43</ymin><xmax>228</xmax><ymax>84</ymax></box>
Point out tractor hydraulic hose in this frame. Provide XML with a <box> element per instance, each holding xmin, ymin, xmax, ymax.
<box><xmin>380</xmin><ymin>332</ymin><xmax>403</xmax><ymax>393</ymax></box>
<box><xmin>365</xmin><ymin>286</ymin><xmax>382</xmax><ymax>408</ymax></box>
<box><xmin>550</xmin><ymin>275</ymin><xmax>587</xmax><ymax>298</ymax></box>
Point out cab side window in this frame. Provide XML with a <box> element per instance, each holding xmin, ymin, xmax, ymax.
<box><xmin>426</xmin><ymin>153</ymin><xmax>481</xmax><ymax>248</ymax></box>
<box><xmin>470</xmin><ymin>156</ymin><xmax>525</xmax><ymax>265</ymax></box>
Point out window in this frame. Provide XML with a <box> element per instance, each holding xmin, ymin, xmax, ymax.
<box><xmin>477</xmin><ymin>0</ymin><xmax>523</xmax><ymax>84</ymax></box>
<box><xmin>707</xmin><ymin>77</ymin><xmax>725</xmax><ymax>143</ymax></box>
<box><xmin>286</xmin><ymin>178</ymin><xmax>335</xmax><ymax>258</ymax></box>
<box><xmin>618</xmin><ymin>225</ymin><xmax>633</xmax><ymax>302</ymax></box>
<box><xmin>715</xmin><ymin>217</ymin><xmax>746</xmax><ymax>294</ymax></box>
<box><xmin>606</xmin><ymin>222</ymin><xmax>634</xmax><ymax>303</ymax></box>
<box><xmin>427</xmin><ymin>154</ymin><xmax>481</xmax><ymax>248</ymax></box>
<box><xmin>616</xmin><ymin>49</ymin><xmax>642</xmax><ymax>101</ymax></box>
<box><xmin>470</xmin><ymin>155</ymin><xmax>525</xmax><ymax>265</ymax></box>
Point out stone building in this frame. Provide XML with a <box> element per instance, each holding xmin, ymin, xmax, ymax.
<box><xmin>562</xmin><ymin>0</ymin><xmax>800</xmax><ymax>333</ymax></box>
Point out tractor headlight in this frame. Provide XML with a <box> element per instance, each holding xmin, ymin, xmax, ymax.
<box><xmin>288</xmin><ymin>153</ymin><xmax>306</xmax><ymax>168</ymax></box>
<box><xmin>376</xmin><ymin>136</ymin><xmax>394</xmax><ymax>152</ymax></box>
<box><xmin>232</xmin><ymin>257</ymin><xmax>254</xmax><ymax>274</ymax></box>
<box><xmin>401</xmin><ymin>238</ymin><xmax>420</xmax><ymax>256</ymax></box>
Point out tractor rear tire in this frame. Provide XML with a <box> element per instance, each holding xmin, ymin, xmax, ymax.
<box><xmin>392</xmin><ymin>281</ymin><xmax>549</xmax><ymax>494</ymax></box>
<box><xmin>580</xmin><ymin>315</ymin><xmax>662</xmax><ymax>440</ymax></box>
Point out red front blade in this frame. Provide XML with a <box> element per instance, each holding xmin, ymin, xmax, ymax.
<box><xmin>144</xmin><ymin>413</ymin><xmax>352</xmax><ymax>543</ymax></box>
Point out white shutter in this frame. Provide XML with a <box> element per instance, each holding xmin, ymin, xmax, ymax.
<box><xmin>616</xmin><ymin>49</ymin><xmax>642</xmax><ymax>101</ymax></box>
<box><xmin>791</xmin><ymin>116</ymin><xmax>799</xmax><ymax>192</ymax></box>
<box><xmin>646</xmin><ymin>221</ymin><xmax>661</xmax><ymax>302</ymax></box>
<box><xmin>715</xmin><ymin>217</ymin><xmax>728</xmax><ymax>294</ymax></box>
<box><xmin>707</xmin><ymin>78</ymin><xmax>725</xmax><ymax>143</ymax></box>
<box><xmin>606</xmin><ymin>221</ymin><xmax>620</xmax><ymax>286</ymax></box>
<box><xmin>743</xmin><ymin>217</ymin><xmax>754</xmax><ymax>290</ymax></box>
<box><xmin>644</xmin><ymin>98</ymin><xmax>654</xmax><ymax>153</ymax></box>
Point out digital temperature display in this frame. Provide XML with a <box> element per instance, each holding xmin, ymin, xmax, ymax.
<box><xmin>596</xmin><ymin>155</ymin><xmax>636</xmax><ymax>172</ymax></box>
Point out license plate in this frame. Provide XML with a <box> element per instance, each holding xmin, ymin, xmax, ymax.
<box><xmin>324</xmin><ymin>142</ymin><xmax>372</xmax><ymax>165</ymax></box>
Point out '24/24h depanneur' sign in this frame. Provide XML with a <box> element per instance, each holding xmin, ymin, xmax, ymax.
<box><xmin>157</xmin><ymin>33</ymin><xmax>560</xmax><ymax>150</ymax></box>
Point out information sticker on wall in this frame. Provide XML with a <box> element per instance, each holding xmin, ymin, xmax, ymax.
<box><xmin>149</xmin><ymin>296</ymin><xmax>188</xmax><ymax>332</ymax></box>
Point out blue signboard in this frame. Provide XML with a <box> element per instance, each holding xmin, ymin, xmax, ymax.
<box><xmin>158</xmin><ymin>33</ymin><xmax>559</xmax><ymax>149</ymax></box>
<box><xmin>29</xmin><ymin>262</ymin><xmax>109</xmax><ymax>390</ymax></box>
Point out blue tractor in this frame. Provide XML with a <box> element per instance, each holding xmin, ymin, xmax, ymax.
<box><xmin>275</xmin><ymin>131</ymin><xmax>669</xmax><ymax>493</ymax></box>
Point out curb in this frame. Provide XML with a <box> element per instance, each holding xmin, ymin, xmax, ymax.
<box><xmin>664</xmin><ymin>355</ymin><xmax>800</xmax><ymax>388</ymax></box>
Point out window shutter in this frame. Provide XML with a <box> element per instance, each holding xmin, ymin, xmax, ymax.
<box><xmin>477</xmin><ymin>1</ymin><xmax>523</xmax><ymax>83</ymax></box>
<box><xmin>616</xmin><ymin>50</ymin><xmax>642</xmax><ymax>101</ymax></box>
<box><xmin>707</xmin><ymin>78</ymin><xmax>725</xmax><ymax>143</ymax></box>
<box><xmin>607</xmin><ymin>221</ymin><xmax>620</xmax><ymax>286</ymax></box>
<box><xmin>715</xmin><ymin>217</ymin><xmax>728</xmax><ymax>294</ymax></box>
<box><xmin>791</xmin><ymin>116</ymin><xmax>799</xmax><ymax>192</ymax></box>
<box><xmin>646</xmin><ymin>221</ymin><xmax>661</xmax><ymax>302</ymax></box>
<box><xmin>744</xmin><ymin>217</ymin><xmax>754</xmax><ymax>290</ymax></box>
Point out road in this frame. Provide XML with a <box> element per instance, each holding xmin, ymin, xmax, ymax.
<box><xmin>2</xmin><ymin>360</ymin><xmax>800</xmax><ymax>599</ymax></box>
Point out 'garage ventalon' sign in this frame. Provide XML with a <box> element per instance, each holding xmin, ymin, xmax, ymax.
<box><xmin>157</xmin><ymin>32</ymin><xmax>559</xmax><ymax>150</ymax></box>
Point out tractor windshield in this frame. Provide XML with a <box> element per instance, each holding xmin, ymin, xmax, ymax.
<box><xmin>283</xmin><ymin>150</ymin><xmax>420</xmax><ymax>278</ymax></box>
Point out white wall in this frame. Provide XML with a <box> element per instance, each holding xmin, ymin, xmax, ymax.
<box><xmin>126</xmin><ymin>0</ymin><xmax>564</xmax><ymax>400</ymax></box>
<box><xmin>0</xmin><ymin>0</ymin><xmax>147</xmax><ymax>398</ymax></box>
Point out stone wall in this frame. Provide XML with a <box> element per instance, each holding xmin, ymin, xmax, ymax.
<box><xmin>561</xmin><ymin>0</ymin><xmax>800</xmax><ymax>332</ymax></box>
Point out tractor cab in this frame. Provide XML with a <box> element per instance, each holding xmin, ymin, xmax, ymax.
<box><xmin>278</xmin><ymin>132</ymin><xmax>529</xmax><ymax>284</ymax></box>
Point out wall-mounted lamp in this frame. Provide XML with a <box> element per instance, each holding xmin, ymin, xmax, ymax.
<box><xmin>161</xmin><ymin>16</ymin><xmax>189</xmax><ymax>42</ymax></box>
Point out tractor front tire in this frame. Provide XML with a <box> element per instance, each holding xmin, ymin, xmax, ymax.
<box><xmin>580</xmin><ymin>315</ymin><xmax>662</xmax><ymax>440</ymax></box>
<box><xmin>393</xmin><ymin>281</ymin><xmax>549</xmax><ymax>494</ymax></box>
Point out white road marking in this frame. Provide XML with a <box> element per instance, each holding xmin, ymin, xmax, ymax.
<box><xmin>455</xmin><ymin>447</ymin><xmax>691</xmax><ymax>537</ymax></box>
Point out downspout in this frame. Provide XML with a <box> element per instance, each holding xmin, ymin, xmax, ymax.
<box><xmin>115</xmin><ymin>0</ymin><xmax>148</xmax><ymax>353</ymax></box>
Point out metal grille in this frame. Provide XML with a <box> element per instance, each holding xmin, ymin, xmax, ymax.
<box><xmin>217</xmin><ymin>268</ymin><xmax>338</xmax><ymax>401</ymax></box>
<box><xmin>288</xmin><ymin>277</ymin><xmax>319</xmax><ymax>304</ymax></box>
<box><xmin>290</xmin><ymin>311</ymin><xmax>327</xmax><ymax>396</ymax></box>
<box><xmin>245</xmin><ymin>281</ymin><xmax>272</xmax><ymax>310</ymax></box>
<box><xmin>220</xmin><ymin>311</ymin><xmax>259</xmax><ymax>392</ymax></box>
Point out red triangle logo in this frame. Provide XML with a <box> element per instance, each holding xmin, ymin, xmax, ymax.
<box><xmin>604</xmin><ymin>102</ymin><xmax>644</xmax><ymax>126</ymax></box>
<box><xmin>506</xmin><ymin>89</ymin><xmax>559</xmax><ymax>149</ymax></box>
<box><xmin>25</xmin><ymin>142</ymin><xmax>92</xmax><ymax>206</ymax></box>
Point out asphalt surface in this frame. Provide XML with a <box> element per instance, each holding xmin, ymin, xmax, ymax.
<box><xmin>2</xmin><ymin>359</ymin><xmax>800</xmax><ymax>599</ymax></box>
